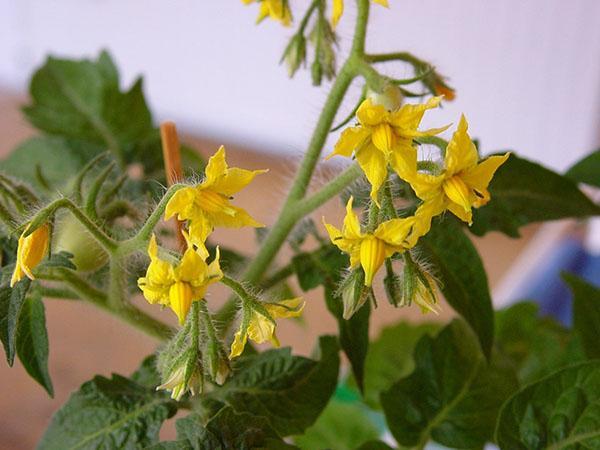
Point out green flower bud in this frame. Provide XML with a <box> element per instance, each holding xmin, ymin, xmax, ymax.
<box><xmin>282</xmin><ymin>33</ymin><xmax>306</xmax><ymax>78</ymax></box>
<box><xmin>54</xmin><ymin>214</ymin><xmax>108</xmax><ymax>271</ymax></box>
<box><xmin>367</xmin><ymin>84</ymin><xmax>404</xmax><ymax>111</ymax></box>
<box><xmin>339</xmin><ymin>268</ymin><xmax>373</xmax><ymax>319</ymax></box>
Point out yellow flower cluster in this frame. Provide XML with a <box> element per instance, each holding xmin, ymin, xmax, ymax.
<box><xmin>325</xmin><ymin>96</ymin><xmax>509</xmax><ymax>297</ymax></box>
<box><xmin>138</xmin><ymin>146</ymin><xmax>303</xmax><ymax>358</ymax></box>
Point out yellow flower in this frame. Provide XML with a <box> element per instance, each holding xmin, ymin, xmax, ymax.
<box><xmin>243</xmin><ymin>0</ymin><xmax>292</xmax><ymax>26</ymax></box>
<box><xmin>327</xmin><ymin>96</ymin><xmax>447</xmax><ymax>204</ymax></box>
<box><xmin>405</xmin><ymin>115</ymin><xmax>510</xmax><ymax>225</ymax></box>
<box><xmin>137</xmin><ymin>235</ymin><xmax>222</xmax><ymax>324</ymax></box>
<box><xmin>165</xmin><ymin>146</ymin><xmax>267</xmax><ymax>247</ymax></box>
<box><xmin>229</xmin><ymin>297</ymin><xmax>305</xmax><ymax>358</ymax></box>
<box><xmin>10</xmin><ymin>224</ymin><xmax>50</xmax><ymax>287</ymax></box>
<box><xmin>332</xmin><ymin>0</ymin><xmax>389</xmax><ymax>28</ymax></box>
<box><xmin>323</xmin><ymin>197</ymin><xmax>422</xmax><ymax>286</ymax></box>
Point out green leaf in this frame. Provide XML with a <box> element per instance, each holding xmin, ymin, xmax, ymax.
<box><xmin>40</xmin><ymin>251</ymin><xmax>77</xmax><ymax>271</ymax></box>
<box><xmin>563</xmin><ymin>274</ymin><xmax>600</xmax><ymax>359</ymax></box>
<box><xmin>325</xmin><ymin>282</ymin><xmax>370</xmax><ymax>393</ymax></box>
<box><xmin>0</xmin><ymin>279</ymin><xmax>31</xmax><ymax>365</ymax></box>
<box><xmin>361</xmin><ymin>321</ymin><xmax>440</xmax><ymax>409</ymax></box>
<box><xmin>470</xmin><ymin>154</ymin><xmax>600</xmax><ymax>237</ymax></box>
<box><xmin>0</xmin><ymin>136</ymin><xmax>102</xmax><ymax>191</ymax></box>
<box><xmin>23</xmin><ymin>52</ymin><xmax>153</xmax><ymax>166</ymax></box>
<box><xmin>381</xmin><ymin>320</ymin><xmax>517</xmax><ymax>449</ymax></box>
<box><xmin>38</xmin><ymin>374</ymin><xmax>177</xmax><ymax>449</ymax></box>
<box><xmin>495</xmin><ymin>361</ymin><xmax>600</xmax><ymax>450</ymax></box>
<box><xmin>208</xmin><ymin>336</ymin><xmax>340</xmax><ymax>437</ymax></box>
<box><xmin>131</xmin><ymin>355</ymin><xmax>161</xmax><ymax>388</ymax></box>
<box><xmin>16</xmin><ymin>292</ymin><xmax>53</xmax><ymax>396</ymax></box>
<box><xmin>149</xmin><ymin>408</ymin><xmax>297</xmax><ymax>450</ymax></box>
<box><xmin>292</xmin><ymin>244</ymin><xmax>347</xmax><ymax>291</ymax></box>
<box><xmin>418</xmin><ymin>216</ymin><xmax>494</xmax><ymax>358</ymax></box>
<box><xmin>495</xmin><ymin>301</ymin><xmax>586</xmax><ymax>384</ymax></box>
<box><xmin>294</xmin><ymin>398</ymin><xmax>380</xmax><ymax>450</ymax></box>
<box><xmin>565</xmin><ymin>149</ymin><xmax>600</xmax><ymax>188</ymax></box>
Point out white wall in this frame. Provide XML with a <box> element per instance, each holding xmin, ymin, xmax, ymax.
<box><xmin>1</xmin><ymin>0</ymin><xmax>600</xmax><ymax>171</ymax></box>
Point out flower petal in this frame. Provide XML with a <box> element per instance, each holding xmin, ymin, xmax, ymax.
<box><xmin>389</xmin><ymin>96</ymin><xmax>442</xmax><ymax>136</ymax></box>
<box><xmin>356</xmin><ymin>99</ymin><xmax>388</xmax><ymax>127</ymax></box>
<box><xmin>212</xmin><ymin>167</ymin><xmax>268</xmax><ymax>196</ymax></box>
<box><xmin>355</xmin><ymin>144</ymin><xmax>388</xmax><ymax>204</ymax></box>
<box><xmin>203</xmin><ymin>146</ymin><xmax>228</xmax><ymax>188</ymax></box>
<box><xmin>444</xmin><ymin>115</ymin><xmax>478</xmax><ymax>174</ymax></box>
<box><xmin>461</xmin><ymin>153</ymin><xmax>510</xmax><ymax>200</ymax></box>
<box><xmin>331</xmin><ymin>0</ymin><xmax>343</xmax><ymax>27</ymax></box>
<box><xmin>165</xmin><ymin>187</ymin><xmax>197</xmax><ymax>221</ymax></box>
<box><xmin>328</xmin><ymin>126</ymin><xmax>371</xmax><ymax>160</ymax></box>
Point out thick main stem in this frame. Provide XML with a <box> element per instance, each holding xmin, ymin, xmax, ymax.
<box><xmin>239</xmin><ymin>0</ymin><xmax>371</xmax><ymax>286</ymax></box>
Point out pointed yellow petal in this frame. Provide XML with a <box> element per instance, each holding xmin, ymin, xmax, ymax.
<box><xmin>406</xmin><ymin>172</ymin><xmax>445</xmax><ymax>202</ymax></box>
<box><xmin>229</xmin><ymin>330</ymin><xmax>248</xmax><ymax>359</ymax></box>
<box><xmin>207</xmin><ymin>247</ymin><xmax>223</xmax><ymax>282</ymax></box>
<box><xmin>442</xmin><ymin>176</ymin><xmax>472</xmax><ymax>214</ymax></box>
<box><xmin>371</xmin><ymin>123</ymin><xmax>396</xmax><ymax>153</ymax></box>
<box><xmin>411</xmin><ymin>197</ymin><xmax>446</xmax><ymax>240</ymax></box>
<box><xmin>389</xmin><ymin>96</ymin><xmax>442</xmax><ymax>136</ymax></box>
<box><xmin>389</xmin><ymin>141</ymin><xmax>418</xmax><ymax>180</ymax></box>
<box><xmin>165</xmin><ymin>187</ymin><xmax>197</xmax><ymax>220</ymax></box>
<box><xmin>461</xmin><ymin>153</ymin><xmax>510</xmax><ymax>197</ymax></box>
<box><xmin>11</xmin><ymin>224</ymin><xmax>50</xmax><ymax>286</ymax></box>
<box><xmin>372</xmin><ymin>0</ymin><xmax>388</xmax><ymax>6</ymax></box>
<box><xmin>207</xmin><ymin>205</ymin><xmax>264</xmax><ymax>229</ymax></box>
<box><xmin>169</xmin><ymin>281</ymin><xmax>194</xmax><ymax>324</ymax></box>
<box><xmin>343</xmin><ymin>196</ymin><xmax>363</xmax><ymax>239</ymax></box>
<box><xmin>444</xmin><ymin>115</ymin><xmax>478</xmax><ymax>174</ymax></box>
<box><xmin>359</xmin><ymin>236</ymin><xmax>386</xmax><ymax>286</ymax></box>
<box><xmin>176</xmin><ymin>248</ymin><xmax>207</xmax><ymax>282</ymax></box>
<box><xmin>447</xmin><ymin>200</ymin><xmax>473</xmax><ymax>224</ymax></box>
<box><xmin>374</xmin><ymin>217</ymin><xmax>417</xmax><ymax>248</ymax></box>
<box><xmin>203</xmin><ymin>146</ymin><xmax>228</xmax><ymax>188</ymax></box>
<box><xmin>265</xmin><ymin>297</ymin><xmax>305</xmax><ymax>319</ymax></box>
<box><xmin>355</xmin><ymin>144</ymin><xmax>388</xmax><ymax>204</ymax></box>
<box><xmin>188</xmin><ymin>216</ymin><xmax>213</xmax><ymax>248</ymax></box>
<box><xmin>247</xmin><ymin>311</ymin><xmax>276</xmax><ymax>344</ymax></box>
<box><xmin>332</xmin><ymin>0</ymin><xmax>344</xmax><ymax>27</ymax></box>
<box><xmin>212</xmin><ymin>167</ymin><xmax>268</xmax><ymax>196</ymax></box>
<box><xmin>328</xmin><ymin>126</ymin><xmax>371</xmax><ymax>160</ymax></box>
<box><xmin>356</xmin><ymin>99</ymin><xmax>388</xmax><ymax>127</ymax></box>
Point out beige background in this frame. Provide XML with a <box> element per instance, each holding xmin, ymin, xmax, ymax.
<box><xmin>0</xmin><ymin>91</ymin><xmax>536</xmax><ymax>449</ymax></box>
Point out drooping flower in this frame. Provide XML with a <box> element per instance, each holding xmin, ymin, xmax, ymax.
<box><xmin>405</xmin><ymin>115</ymin><xmax>510</xmax><ymax>225</ymax></box>
<box><xmin>242</xmin><ymin>0</ymin><xmax>292</xmax><ymax>27</ymax></box>
<box><xmin>157</xmin><ymin>363</ymin><xmax>202</xmax><ymax>401</ymax></box>
<box><xmin>332</xmin><ymin>0</ymin><xmax>389</xmax><ymax>28</ymax></box>
<box><xmin>137</xmin><ymin>235</ymin><xmax>222</xmax><ymax>324</ymax></box>
<box><xmin>165</xmin><ymin>146</ymin><xmax>267</xmax><ymax>247</ymax></box>
<box><xmin>327</xmin><ymin>96</ymin><xmax>447</xmax><ymax>204</ymax></box>
<box><xmin>323</xmin><ymin>197</ymin><xmax>424</xmax><ymax>286</ymax></box>
<box><xmin>10</xmin><ymin>223</ymin><xmax>50</xmax><ymax>287</ymax></box>
<box><xmin>229</xmin><ymin>297</ymin><xmax>305</xmax><ymax>358</ymax></box>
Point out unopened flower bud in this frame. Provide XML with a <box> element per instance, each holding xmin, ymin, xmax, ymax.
<box><xmin>54</xmin><ymin>214</ymin><xmax>107</xmax><ymax>272</ymax></box>
<box><xmin>282</xmin><ymin>33</ymin><xmax>306</xmax><ymax>78</ymax></box>
<box><xmin>339</xmin><ymin>269</ymin><xmax>372</xmax><ymax>319</ymax></box>
<box><xmin>367</xmin><ymin>84</ymin><xmax>404</xmax><ymax>111</ymax></box>
<box><xmin>401</xmin><ymin>255</ymin><xmax>440</xmax><ymax>314</ymax></box>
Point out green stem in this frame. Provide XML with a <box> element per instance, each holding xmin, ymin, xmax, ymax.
<box><xmin>118</xmin><ymin>183</ymin><xmax>185</xmax><ymax>255</ymax></box>
<box><xmin>220</xmin><ymin>275</ymin><xmax>256</xmax><ymax>304</ymax></box>
<box><xmin>366</xmin><ymin>51</ymin><xmax>427</xmax><ymax>67</ymax></box>
<box><xmin>40</xmin><ymin>286</ymin><xmax>79</xmax><ymax>300</ymax></box>
<box><xmin>37</xmin><ymin>268</ymin><xmax>174</xmax><ymax>341</ymax></box>
<box><xmin>190</xmin><ymin>301</ymin><xmax>200</xmax><ymax>346</ymax></box>
<box><xmin>351</xmin><ymin>0</ymin><xmax>370</xmax><ymax>55</ymax></box>
<box><xmin>26</xmin><ymin>197</ymin><xmax>118</xmax><ymax>253</ymax></box>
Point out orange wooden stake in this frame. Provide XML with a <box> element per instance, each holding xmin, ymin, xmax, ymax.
<box><xmin>160</xmin><ymin>122</ymin><xmax>187</xmax><ymax>250</ymax></box>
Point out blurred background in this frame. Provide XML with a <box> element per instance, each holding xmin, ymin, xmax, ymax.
<box><xmin>0</xmin><ymin>0</ymin><xmax>599</xmax><ymax>448</ymax></box>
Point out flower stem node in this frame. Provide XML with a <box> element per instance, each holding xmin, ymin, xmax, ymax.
<box><xmin>11</xmin><ymin>223</ymin><xmax>50</xmax><ymax>287</ymax></box>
